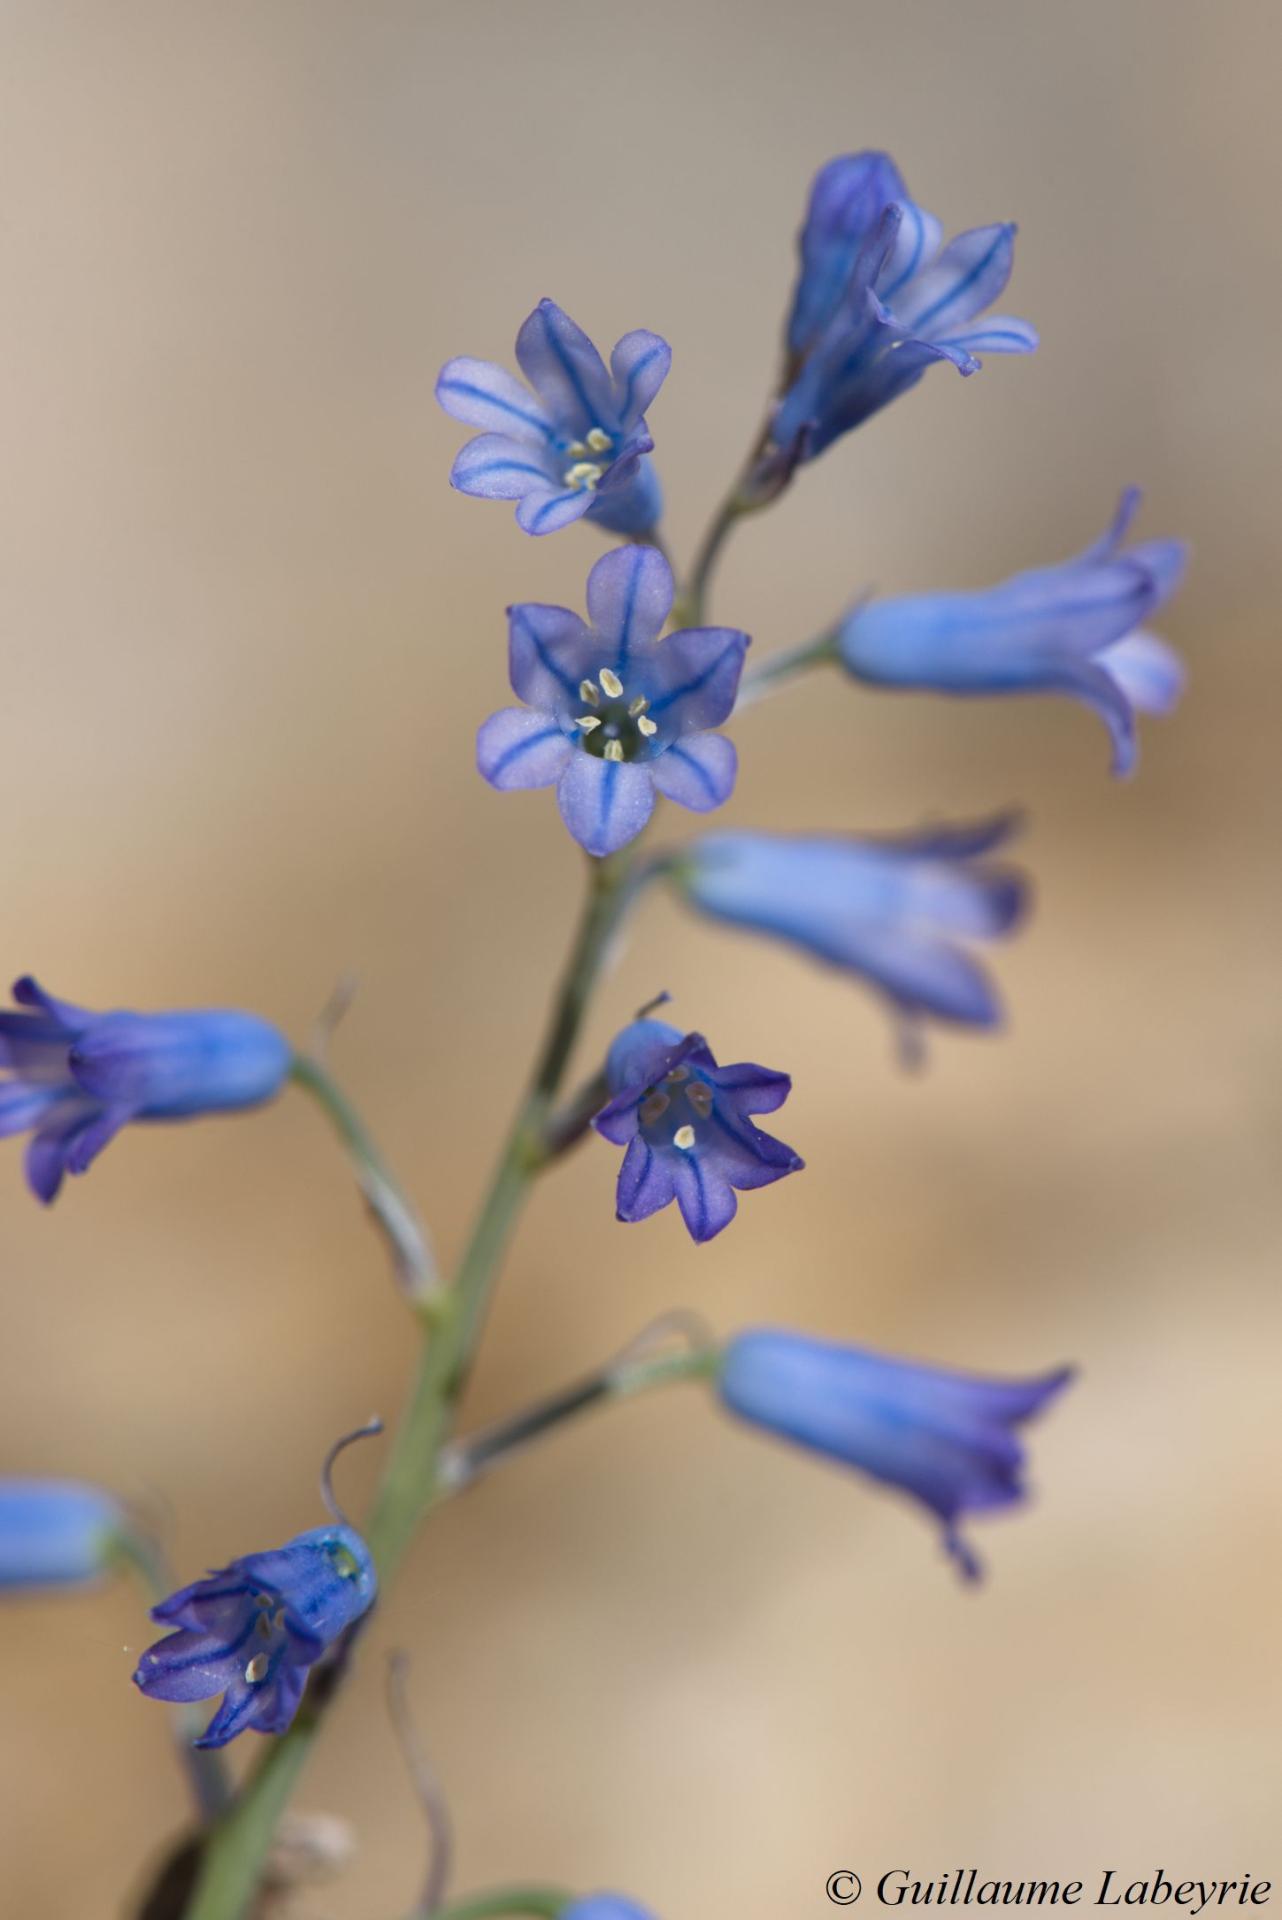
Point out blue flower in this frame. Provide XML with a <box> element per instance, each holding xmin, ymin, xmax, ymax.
<box><xmin>675</xmin><ymin>816</ymin><xmax>1027</xmax><ymax>1049</ymax></box>
<box><xmin>0</xmin><ymin>976</ymin><xmax>293</xmax><ymax>1203</ymax></box>
<box><xmin>0</xmin><ymin>1479</ymin><xmax>123</xmax><ymax>1590</ymax></box>
<box><xmin>592</xmin><ymin>1017</ymin><xmax>802</xmax><ymax>1243</ymax></box>
<box><xmin>477</xmin><ymin>547</ymin><xmax>748</xmax><ymax>858</ymax></box>
<box><xmin>133</xmin><ymin>1523</ymin><xmax>376</xmax><ymax>1748</ymax></box>
<box><xmin>437</xmin><ymin>298</ymin><xmax>670</xmax><ymax>536</ymax></box>
<box><xmin>564</xmin><ymin>1901</ymin><xmax>658</xmax><ymax>1920</ymax></box>
<box><xmin>719</xmin><ymin>1329</ymin><xmax>1073</xmax><ymax>1580</ymax></box>
<box><xmin>774</xmin><ymin>151</ymin><xmax>1036</xmax><ymax>461</ymax></box>
<box><xmin>838</xmin><ymin>490</ymin><xmax>1188</xmax><ymax>775</ymax></box>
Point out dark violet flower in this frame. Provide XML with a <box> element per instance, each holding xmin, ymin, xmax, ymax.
<box><xmin>133</xmin><ymin>1522</ymin><xmax>376</xmax><ymax>1748</ymax></box>
<box><xmin>0</xmin><ymin>977</ymin><xmax>293</xmax><ymax>1204</ymax></box>
<box><xmin>592</xmin><ymin>1017</ymin><xmax>802</xmax><ymax>1243</ymax></box>
<box><xmin>477</xmin><ymin>546</ymin><xmax>748</xmax><ymax>858</ymax></box>
<box><xmin>719</xmin><ymin>1329</ymin><xmax>1073</xmax><ymax>1580</ymax></box>
<box><xmin>0</xmin><ymin>1479</ymin><xmax>123</xmax><ymax>1590</ymax></box>
<box><xmin>437</xmin><ymin>298</ymin><xmax>669</xmax><ymax>536</ymax></box>
<box><xmin>839</xmin><ymin>490</ymin><xmax>1187</xmax><ymax>775</ymax></box>
<box><xmin>774</xmin><ymin>151</ymin><xmax>1036</xmax><ymax>462</ymax></box>
<box><xmin>675</xmin><ymin>816</ymin><xmax>1027</xmax><ymax>1049</ymax></box>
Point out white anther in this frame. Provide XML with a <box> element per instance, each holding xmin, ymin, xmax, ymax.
<box><xmin>637</xmin><ymin>714</ymin><xmax>658</xmax><ymax>737</ymax></box>
<box><xmin>245</xmin><ymin>1653</ymin><xmax>270</xmax><ymax>1685</ymax></box>
<box><xmin>586</xmin><ymin>427</ymin><xmax>613</xmax><ymax>453</ymax></box>
<box><xmin>604</xmin><ymin>739</ymin><xmax>625</xmax><ymax>762</ymax></box>
<box><xmin>576</xmin><ymin>714</ymin><xmax>601</xmax><ymax>732</ymax></box>
<box><xmin>563</xmin><ymin>460</ymin><xmax>604</xmax><ymax>491</ymax></box>
<box><xmin>666</xmin><ymin>1064</ymin><xmax>690</xmax><ymax>1084</ymax></box>
<box><xmin>579</xmin><ymin>679</ymin><xmax>600</xmax><ymax>706</ymax></box>
<box><xmin>599</xmin><ymin>668</ymin><xmax>623</xmax><ymax>698</ymax></box>
<box><xmin>566</xmin><ymin>440</ymin><xmax>588</xmax><ymax>457</ymax></box>
<box><xmin>673</xmin><ymin>1124</ymin><xmax>696</xmax><ymax>1150</ymax></box>
<box><xmin>628</xmin><ymin>695</ymin><xmax>649</xmax><ymax>716</ymax></box>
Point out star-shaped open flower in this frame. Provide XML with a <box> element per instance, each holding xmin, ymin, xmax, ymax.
<box><xmin>437</xmin><ymin>298</ymin><xmax>670</xmax><ymax>536</ymax></box>
<box><xmin>592</xmin><ymin>1017</ymin><xmax>803</xmax><ymax>1243</ymax></box>
<box><xmin>477</xmin><ymin>546</ymin><xmax>749</xmax><ymax>858</ymax></box>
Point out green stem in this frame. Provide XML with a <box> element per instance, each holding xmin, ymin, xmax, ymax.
<box><xmin>675</xmin><ymin>415</ymin><xmax>775</xmax><ymax>628</ymax></box>
<box><xmin>736</xmin><ymin>627</ymin><xmax>840</xmax><ymax>710</ymax></box>
<box><xmin>291</xmin><ymin>1054</ymin><xmax>443</xmax><ymax>1313</ymax></box>
<box><xmin>429</xmin><ymin>1888</ymin><xmax>573</xmax><ymax>1920</ymax></box>
<box><xmin>180</xmin><ymin>850</ymin><xmax>640</xmax><ymax>1920</ymax></box>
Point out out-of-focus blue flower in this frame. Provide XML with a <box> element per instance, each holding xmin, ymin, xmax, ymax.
<box><xmin>563</xmin><ymin>1900</ymin><xmax>658</xmax><ymax>1920</ymax></box>
<box><xmin>592</xmin><ymin>1017</ymin><xmax>802</xmax><ymax>1243</ymax></box>
<box><xmin>774</xmin><ymin>151</ymin><xmax>1036</xmax><ymax>462</ymax></box>
<box><xmin>719</xmin><ymin>1329</ymin><xmax>1073</xmax><ymax>1580</ymax></box>
<box><xmin>437</xmin><ymin>299</ymin><xmax>669</xmax><ymax>536</ymax></box>
<box><xmin>675</xmin><ymin>816</ymin><xmax>1027</xmax><ymax>1047</ymax></box>
<box><xmin>0</xmin><ymin>977</ymin><xmax>293</xmax><ymax>1204</ymax></box>
<box><xmin>477</xmin><ymin>546</ymin><xmax>748</xmax><ymax>858</ymax></box>
<box><xmin>133</xmin><ymin>1523</ymin><xmax>376</xmax><ymax>1748</ymax></box>
<box><xmin>0</xmin><ymin>1479</ymin><xmax>123</xmax><ymax>1590</ymax></box>
<box><xmin>838</xmin><ymin>490</ymin><xmax>1187</xmax><ymax>775</ymax></box>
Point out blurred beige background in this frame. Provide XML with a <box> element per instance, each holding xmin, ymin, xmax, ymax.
<box><xmin>1</xmin><ymin>1</ymin><xmax>1279</xmax><ymax>1914</ymax></box>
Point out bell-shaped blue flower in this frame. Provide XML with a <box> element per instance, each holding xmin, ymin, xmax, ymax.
<box><xmin>675</xmin><ymin>816</ymin><xmax>1027</xmax><ymax>1046</ymax></box>
<box><xmin>0</xmin><ymin>1479</ymin><xmax>124</xmax><ymax>1590</ymax></box>
<box><xmin>437</xmin><ymin>298</ymin><xmax>669</xmax><ymax>536</ymax></box>
<box><xmin>774</xmin><ymin>151</ymin><xmax>1036</xmax><ymax>462</ymax></box>
<box><xmin>593</xmin><ymin>1018</ymin><xmax>802</xmax><ymax>1243</ymax></box>
<box><xmin>838</xmin><ymin>490</ymin><xmax>1187</xmax><ymax>775</ymax></box>
<box><xmin>0</xmin><ymin>977</ymin><xmax>293</xmax><ymax>1203</ymax></box>
<box><xmin>478</xmin><ymin>547</ymin><xmax>749</xmax><ymax>858</ymax></box>
<box><xmin>719</xmin><ymin>1329</ymin><xmax>1072</xmax><ymax>1580</ymax></box>
<box><xmin>133</xmin><ymin>1523</ymin><xmax>377</xmax><ymax>1748</ymax></box>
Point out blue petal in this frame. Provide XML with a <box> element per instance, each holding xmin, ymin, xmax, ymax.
<box><xmin>555</xmin><ymin>753</ymin><xmax>655</xmax><ymax>858</ymax></box>
<box><xmin>0</xmin><ymin>1479</ymin><xmax>121</xmax><ymax>1589</ymax></box>
<box><xmin>476</xmin><ymin>709</ymin><xmax>572</xmax><ymax>791</ymax></box>
<box><xmin>515</xmin><ymin>299</ymin><xmax>615</xmax><ymax>434</ymax></box>
<box><xmin>932</xmin><ymin>315</ymin><xmax>1038</xmax><ymax>357</ymax></box>
<box><xmin>615</xmin><ymin>1136</ymin><xmax>677</xmax><ymax>1223</ymax></box>
<box><xmin>514</xmin><ymin>485</ymin><xmax>594</xmax><ymax>536</ymax></box>
<box><xmin>586</xmin><ymin>456</ymin><xmax>663</xmax><ymax>537</ymax></box>
<box><xmin>877</xmin><ymin>197</ymin><xmax>943</xmax><ymax>301</ymax></box>
<box><xmin>645</xmin><ymin>627</ymin><xmax>749</xmax><ymax>732</ymax></box>
<box><xmin>435</xmin><ymin>357</ymin><xmax>553</xmax><ymax>444</ymax></box>
<box><xmin>672</xmin><ymin>1152</ymin><xmax>737</xmax><ymax>1243</ymax></box>
<box><xmin>1099</xmin><ymin>630</ymin><xmax>1186</xmax><ymax>715</ymax></box>
<box><xmin>601</xmin><ymin>1018</ymin><xmax>688</xmax><ymax>1103</ymax></box>
<box><xmin>11</xmin><ymin>976</ymin><xmax>90</xmax><ymax>1031</ymax></box>
<box><xmin>893</xmin><ymin>222</ymin><xmax>1016</xmax><ymax>335</ymax></box>
<box><xmin>507</xmin><ymin>602</ymin><xmax>597</xmax><ymax>715</ymax></box>
<box><xmin>787</xmin><ymin>151</ymin><xmax>910</xmax><ymax>355</ymax></box>
<box><xmin>450</xmin><ymin>433</ymin><xmax>554</xmax><ymax>501</ymax></box>
<box><xmin>586</xmin><ymin>545</ymin><xmax>673</xmax><ymax>666</ymax></box>
<box><xmin>610</xmin><ymin>329</ymin><xmax>672</xmax><ymax>430</ymax></box>
<box><xmin>705</xmin><ymin>1061</ymin><xmax>792</xmax><ymax>1115</ymax></box>
<box><xmin>69</xmin><ymin>1011</ymin><xmax>291</xmax><ymax>1116</ymax></box>
<box><xmin>649</xmin><ymin>733</ymin><xmax>737</xmax><ymax>812</ymax></box>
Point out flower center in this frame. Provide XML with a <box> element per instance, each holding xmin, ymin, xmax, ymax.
<box><xmin>561</xmin><ymin>426</ymin><xmax>614</xmax><ymax>490</ymax></box>
<box><xmin>575</xmin><ymin>669</ymin><xmax>659</xmax><ymax>762</ymax></box>
<box><xmin>637</xmin><ymin>1065</ymin><xmax>714</xmax><ymax>1149</ymax></box>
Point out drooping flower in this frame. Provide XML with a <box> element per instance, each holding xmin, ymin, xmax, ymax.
<box><xmin>0</xmin><ymin>1479</ymin><xmax>124</xmax><ymax>1591</ymax></box>
<box><xmin>718</xmin><ymin>1328</ymin><xmax>1073</xmax><ymax>1579</ymax></box>
<box><xmin>772</xmin><ymin>151</ymin><xmax>1036</xmax><ymax>464</ymax></box>
<box><xmin>838</xmin><ymin>490</ymin><xmax>1187</xmax><ymax>774</ymax></box>
<box><xmin>477</xmin><ymin>546</ymin><xmax>748</xmax><ymax>857</ymax></box>
<box><xmin>133</xmin><ymin>1523</ymin><xmax>377</xmax><ymax>1748</ymax></box>
<box><xmin>592</xmin><ymin>1017</ymin><xmax>802</xmax><ymax>1243</ymax></box>
<box><xmin>674</xmin><ymin>816</ymin><xmax>1027</xmax><ymax>1050</ymax></box>
<box><xmin>437</xmin><ymin>298</ymin><xmax>670</xmax><ymax>537</ymax></box>
<box><xmin>0</xmin><ymin>977</ymin><xmax>294</xmax><ymax>1204</ymax></box>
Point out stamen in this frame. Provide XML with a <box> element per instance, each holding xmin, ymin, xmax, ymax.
<box><xmin>666</xmin><ymin>1064</ymin><xmax>690</xmax><ymax>1084</ymax></box>
<box><xmin>603</xmin><ymin>740</ymin><xmax>625</xmax><ymax>762</ymax></box>
<box><xmin>563</xmin><ymin>460</ymin><xmax>604</xmax><ymax>491</ymax></box>
<box><xmin>637</xmin><ymin>715</ymin><xmax>658</xmax><ymax>737</ymax></box>
<box><xmin>628</xmin><ymin>696</ymin><xmax>649</xmax><ymax>716</ymax></box>
<box><xmin>586</xmin><ymin>427</ymin><xmax>613</xmax><ymax>453</ymax></box>
<box><xmin>579</xmin><ymin>680</ymin><xmax>600</xmax><ymax>706</ymax></box>
<box><xmin>256</xmin><ymin>1612</ymin><xmax>274</xmax><ymax>1639</ymax></box>
<box><xmin>673</xmin><ymin>1125</ymin><xmax>696</xmax><ymax>1151</ymax></box>
<box><xmin>688</xmin><ymin>1082</ymin><xmax>713</xmax><ymax>1118</ymax></box>
<box><xmin>576</xmin><ymin>714</ymin><xmax>601</xmax><ymax>732</ymax></box>
<box><xmin>566</xmin><ymin>440</ymin><xmax>588</xmax><ymax>457</ymax></box>
<box><xmin>245</xmin><ymin>1653</ymin><xmax>270</xmax><ymax>1685</ymax></box>
<box><xmin>639</xmin><ymin>1090</ymin><xmax>670</xmax><ymax>1125</ymax></box>
<box><xmin>599</xmin><ymin>668</ymin><xmax>623</xmax><ymax>698</ymax></box>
